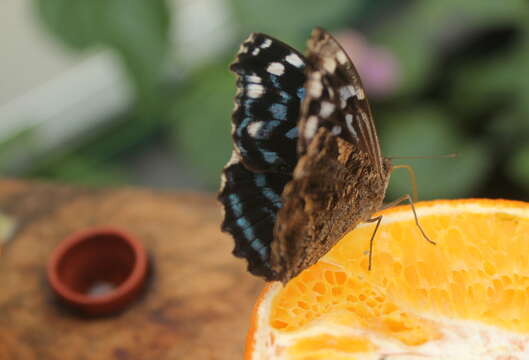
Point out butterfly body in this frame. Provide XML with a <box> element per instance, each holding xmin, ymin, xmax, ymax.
<box><xmin>219</xmin><ymin>28</ymin><xmax>391</xmax><ymax>283</ymax></box>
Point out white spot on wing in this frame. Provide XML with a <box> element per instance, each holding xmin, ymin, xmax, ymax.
<box><xmin>308</xmin><ymin>72</ymin><xmax>323</xmax><ymax>98</ymax></box>
<box><xmin>261</xmin><ymin>38</ymin><xmax>272</xmax><ymax>48</ymax></box>
<box><xmin>286</xmin><ymin>53</ymin><xmax>304</xmax><ymax>68</ymax></box>
<box><xmin>345</xmin><ymin>114</ymin><xmax>358</xmax><ymax>139</ymax></box>
<box><xmin>332</xmin><ymin>125</ymin><xmax>342</xmax><ymax>135</ymax></box>
<box><xmin>304</xmin><ymin>116</ymin><xmax>319</xmax><ymax>140</ymax></box>
<box><xmin>247</xmin><ymin>121</ymin><xmax>264</xmax><ymax>137</ymax></box>
<box><xmin>252</xmin><ymin>48</ymin><xmax>260</xmax><ymax>56</ymax></box>
<box><xmin>319</xmin><ymin>101</ymin><xmax>335</xmax><ymax>118</ymax></box>
<box><xmin>309</xmin><ymin>82</ymin><xmax>322</xmax><ymax>98</ymax></box>
<box><xmin>339</xmin><ymin>85</ymin><xmax>357</xmax><ymax>109</ymax></box>
<box><xmin>267</xmin><ymin>62</ymin><xmax>285</xmax><ymax>76</ymax></box>
<box><xmin>336</xmin><ymin>51</ymin><xmax>348</xmax><ymax>64</ymax></box>
<box><xmin>239</xmin><ymin>44</ymin><xmax>248</xmax><ymax>54</ymax></box>
<box><xmin>220</xmin><ymin>173</ymin><xmax>227</xmax><ymax>191</ymax></box>
<box><xmin>246</xmin><ymin>74</ymin><xmax>261</xmax><ymax>83</ymax></box>
<box><xmin>339</xmin><ymin>86</ymin><xmax>354</xmax><ymax>100</ymax></box>
<box><xmin>226</xmin><ymin>151</ymin><xmax>241</xmax><ymax>167</ymax></box>
<box><xmin>357</xmin><ymin>88</ymin><xmax>365</xmax><ymax>100</ymax></box>
<box><xmin>247</xmin><ymin>84</ymin><xmax>265</xmax><ymax>98</ymax></box>
<box><xmin>323</xmin><ymin>57</ymin><xmax>336</xmax><ymax>73</ymax></box>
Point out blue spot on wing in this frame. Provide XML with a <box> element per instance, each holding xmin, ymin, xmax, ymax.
<box><xmin>263</xmin><ymin>188</ymin><xmax>282</xmax><ymax>205</ymax></box>
<box><xmin>229</xmin><ymin>194</ymin><xmax>243</xmax><ymax>217</ymax></box>
<box><xmin>243</xmin><ymin>99</ymin><xmax>256</xmax><ymax>117</ymax></box>
<box><xmin>285</xmin><ymin>127</ymin><xmax>298</xmax><ymax>139</ymax></box>
<box><xmin>297</xmin><ymin>87</ymin><xmax>306</xmax><ymax>100</ymax></box>
<box><xmin>219</xmin><ymin>161</ymin><xmax>291</xmax><ymax>279</ymax></box>
<box><xmin>223</xmin><ymin>33</ymin><xmax>313</xmax><ymax>279</ymax></box>
<box><xmin>241</xmin><ymin>222</ymin><xmax>254</xmax><ymax>238</ymax></box>
<box><xmin>251</xmin><ymin>120</ymin><xmax>281</xmax><ymax>140</ymax></box>
<box><xmin>255</xmin><ymin>174</ymin><xmax>266</xmax><ymax>187</ymax></box>
<box><xmin>254</xmin><ymin>245</ymin><xmax>268</xmax><ymax>259</ymax></box>
<box><xmin>236</xmin><ymin>217</ymin><xmax>251</xmax><ymax>230</ymax></box>
<box><xmin>269</xmin><ymin>74</ymin><xmax>281</xmax><ymax>89</ymax></box>
<box><xmin>269</xmin><ymin>103</ymin><xmax>288</xmax><ymax>121</ymax></box>
<box><xmin>237</xmin><ymin>117</ymin><xmax>252</xmax><ymax>137</ymax></box>
<box><xmin>261</xmin><ymin>150</ymin><xmax>279</xmax><ymax>164</ymax></box>
<box><xmin>279</xmin><ymin>91</ymin><xmax>291</xmax><ymax>103</ymax></box>
<box><xmin>255</xmin><ymin>174</ymin><xmax>282</xmax><ymax>205</ymax></box>
<box><xmin>229</xmin><ymin>34</ymin><xmax>307</xmax><ymax>174</ymax></box>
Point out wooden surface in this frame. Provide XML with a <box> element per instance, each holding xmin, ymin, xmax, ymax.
<box><xmin>0</xmin><ymin>179</ymin><xmax>263</xmax><ymax>360</ymax></box>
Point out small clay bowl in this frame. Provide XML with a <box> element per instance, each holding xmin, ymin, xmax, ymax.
<box><xmin>47</xmin><ymin>227</ymin><xmax>148</xmax><ymax>316</ymax></box>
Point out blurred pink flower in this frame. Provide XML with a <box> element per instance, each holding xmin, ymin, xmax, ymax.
<box><xmin>334</xmin><ymin>30</ymin><xmax>399</xmax><ymax>99</ymax></box>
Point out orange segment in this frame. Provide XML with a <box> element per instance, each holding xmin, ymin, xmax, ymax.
<box><xmin>246</xmin><ymin>199</ymin><xmax>529</xmax><ymax>359</ymax></box>
<box><xmin>271</xmin><ymin>262</ymin><xmax>442</xmax><ymax>347</ymax></box>
<box><xmin>288</xmin><ymin>334</ymin><xmax>375</xmax><ymax>360</ymax></box>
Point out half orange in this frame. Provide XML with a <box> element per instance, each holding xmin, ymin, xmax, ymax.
<box><xmin>245</xmin><ymin>199</ymin><xmax>529</xmax><ymax>359</ymax></box>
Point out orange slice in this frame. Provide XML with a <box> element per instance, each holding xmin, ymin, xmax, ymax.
<box><xmin>245</xmin><ymin>199</ymin><xmax>529</xmax><ymax>359</ymax></box>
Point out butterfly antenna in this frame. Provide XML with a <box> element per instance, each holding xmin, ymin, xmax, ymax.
<box><xmin>388</xmin><ymin>153</ymin><xmax>458</xmax><ymax>160</ymax></box>
<box><xmin>389</xmin><ymin>154</ymin><xmax>457</xmax><ymax>201</ymax></box>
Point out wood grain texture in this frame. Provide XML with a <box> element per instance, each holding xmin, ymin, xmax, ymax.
<box><xmin>0</xmin><ymin>179</ymin><xmax>262</xmax><ymax>360</ymax></box>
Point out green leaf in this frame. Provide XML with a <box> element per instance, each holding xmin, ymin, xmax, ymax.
<box><xmin>486</xmin><ymin>110</ymin><xmax>529</xmax><ymax>152</ymax></box>
<box><xmin>31</xmin><ymin>153</ymin><xmax>129</xmax><ymax>186</ymax></box>
<box><xmin>381</xmin><ymin>106</ymin><xmax>491</xmax><ymax>199</ymax></box>
<box><xmin>34</xmin><ymin>0</ymin><xmax>170</xmax><ymax>100</ymax></box>
<box><xmin>0</xmin><ymin>127</ymin><xmax>38</xmax><ymax>172</ymax></box>
<box><xmin>170</xmin><ymin>61</ymin><xmax>234</xmax><ymax>189</ymax></box>
<box><xmin>229</xmin><ymin>0</ymin><xmax>358</xmax><ymax>46</ymax></box>
<box><xmin>449</xmin><ymin>42</ymin><xmax>529</xmax><ymax>117</ymax></box>
<box><xmin>35</xmin><ymin>0</ymin><xmax>104</xmax><ymax>48</ymax></box>
<box><xmin>373</xmin><ymin>0</ymin><xmax>528</xmax><ymax>96</ymax></box>
<box><xmin>509</xmin><ymin>144</ymin><xmax>529</xmax><ymax>193</ymax></box>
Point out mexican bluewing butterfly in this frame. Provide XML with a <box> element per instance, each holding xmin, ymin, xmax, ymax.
<box><xmin>219</xmin><ymin>28</ymin><xmax>425</xmax><ymax>283</ymax></box>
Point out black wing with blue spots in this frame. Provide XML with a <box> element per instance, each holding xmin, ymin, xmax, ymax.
<box><xmin>229</xmin><ymin>33</ymin><xmax>306</xmax><ymax>174</ymax></box>
<box><xmin>220</xmin><ymin>33</ymin><xmax>308</xmax><ymax>280</ymax></box>
<box><xmin>219</xmin><ymin>152</ymin><xmax>290</xmax><ymax>279</ymax></box>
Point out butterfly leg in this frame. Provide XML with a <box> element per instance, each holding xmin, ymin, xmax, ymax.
<box><xmin>392</xmin><ymin>164</ymin><xmax>418</xmax><ymax>202</ymax></box>
<box><xmin>366</xmin><ymin>215</ymin><xmax>383</xmax><ymax>271</ymax></box>
<box><xmin>382</xmin><ymin>194</ymin><xmax>436</xmax><ymax>245</ymax></box>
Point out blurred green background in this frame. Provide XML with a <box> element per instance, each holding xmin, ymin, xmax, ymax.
<box><xmin>1</xmin><ymin>0</ymin><xmax>528</xmax><ymax>201</ymax></box>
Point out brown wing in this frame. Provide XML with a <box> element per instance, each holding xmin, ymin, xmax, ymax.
<box><xmin>297</xmin><ymin>27</ymin><xmax>384</xmax><ymax>178</ymax></box>
<box><xmin>271</xmin><ymin>128</ymin><xmax>390</xmax><ymax>282</ymax></box>
<box><xmin>270</xmin><ymin>28</ymin><xmax>392</xmax><ymax>282</ymax></box>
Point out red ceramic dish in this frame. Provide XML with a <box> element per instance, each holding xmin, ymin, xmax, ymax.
<box><xmin>47</xmin><ymin>227</ymin><xmax>148</xmax><ymax>316</ymax></box>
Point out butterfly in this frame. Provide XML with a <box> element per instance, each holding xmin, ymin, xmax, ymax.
<box><xmin>218</xmin><ymin>28</ymin><xmax>429</xmax><ymax>283</ymax></box>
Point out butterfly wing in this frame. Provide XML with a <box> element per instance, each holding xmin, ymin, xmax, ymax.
<box><xmin>220</xmin><ymin>34</ymin><xmax>308</xmax><ymax>280</ymax></box>
<box><xmin>230</xmin><ymin>33</ymin><xmax>307</xmax><ymax>174</ymax></box>
<box><xmin>298</xmin><ymin>28</ymin><xmax>384</xmax><ymax>177</ymax></box>
<box><xmin>221</xmin><ymin>29</ymin><xmax>390</xmax><ymax>283</ymax></box>
<box><xmin>271</xmin><ymin>28</ymin><xmax>391</xmax><ymax>282</ymax></box>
